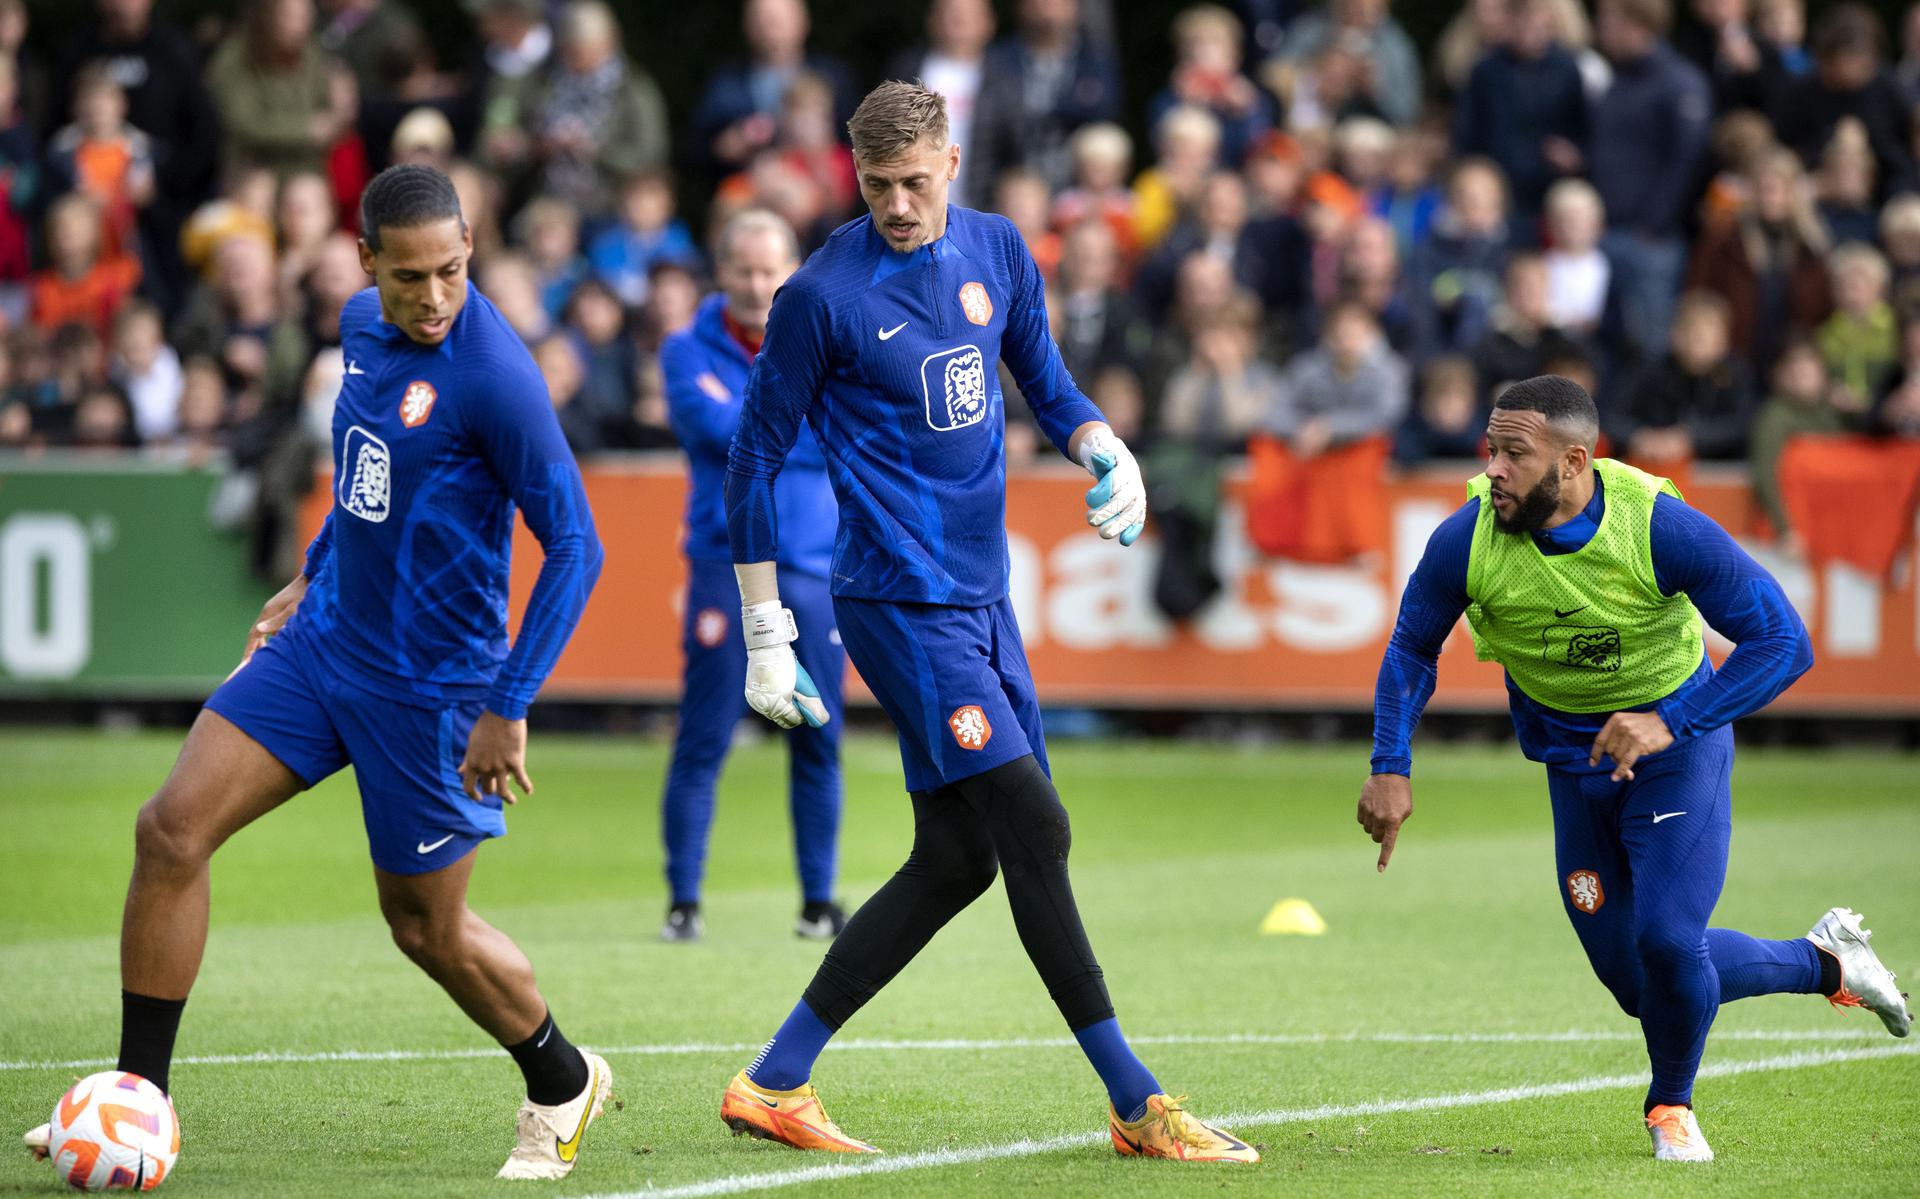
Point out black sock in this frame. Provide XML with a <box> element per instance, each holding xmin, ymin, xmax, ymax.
<box><xmin>506</xmin><ymin>1011</ymin><xmax>590</xmax><ymax>1105</ymax></box>
<box><xmin>1816</xmin><ymin>946</ymin><xmax>1843</xmax><ymax>997</ymax></box>
<box><xmin>116</xmin><ymin>991</ymin><xmax>185</xmax><ymax>1095</ymax></box>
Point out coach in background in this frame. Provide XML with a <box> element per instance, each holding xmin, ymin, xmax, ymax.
<box><xmin>658</xmin><ymin>209</ymin><xmax>845</xmax><ymax>944</ymax></box>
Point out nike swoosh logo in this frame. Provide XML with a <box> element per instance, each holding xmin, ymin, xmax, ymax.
<box><xmin>554</xmin><ymin>1058</ymin><xmax>597</xmax><ymax>1163</ymax></box>
<box><xmin>877</xmin><ymin>322</ymin><xmax>907</xmax><ymax>340</ymax></box>
<box><xmin>1115</xmin><ymin>1129</ymin><xmax>1144</xmax><ymax>1153</ymax></box>
<box><xmin>1554</xmin><ymin>605</ymin><xmax>1589</xmax><ymax>619</ymax></box>
<box><xmin>416</xmin><ymin>833</ymin><xmax>456</xmax><ymax>855</ymax></box>
<box><xmin>1651</xmin><ymin>811</ymin><xmax>1687</xmax><ymax>824</ymax></box>
<box><xmin>346</xmin><ymin>361</ymin><xmax>366</xmax><ymax>375</ymax></box>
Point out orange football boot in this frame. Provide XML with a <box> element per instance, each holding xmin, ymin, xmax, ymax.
<box><xmin>720</xmin><ymin>1071</ymin><xmax>879</xmax><ymax>1153</ymax></box>
<box><xmin>1109</xmin><ymin>1094</ymin><xmax>1259</xmax><ymax>1163</ymax></box>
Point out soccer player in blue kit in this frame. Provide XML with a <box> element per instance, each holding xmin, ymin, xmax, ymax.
<box><xmin>23</xmin><ymin>166</ymin><xmax>613</xmax><ymax>1182</ymax></box>
<box><xmin>712</xmin><ymin>82</ymin><xmax>1258</xmax><ymax>1163</ymax></box>
<box><xmin>1358</xmin><ymin>377</ymin><xmax>1911</xmax><ymax>1162</ymax></box>
<box><xmin>659</xmin><ymin>209</ymin><xmax>847</xmax><ymax>944</ymax></box>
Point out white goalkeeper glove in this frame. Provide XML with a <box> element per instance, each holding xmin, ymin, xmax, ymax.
<box><xmin>741</xmin><ymin>601</ymin><xmax>829</xmax><ymax>730</ymax></box>
<box><xmin>1077</xmin><ymin>426</ymin><xmax>1146</xmax><ymax>546</ymax></box>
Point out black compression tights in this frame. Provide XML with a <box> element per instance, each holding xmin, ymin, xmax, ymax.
<box><xmin>802</xmin><ymin>755</ymin><xmax>1114</xmax><ymax>1031</ymax></box>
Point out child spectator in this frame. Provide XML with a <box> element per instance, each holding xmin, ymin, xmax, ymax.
<box><xmin>1750</xmin><ymin>337</ymin><xmax>1858</xmax><ymax>550</ymax></box>
<box><xmin>47</xmin><ymin>65</ymin><xmax>154</xmax><ymax>262</ymax></box>
<box><xmin>1338</xmin><ymin>215</ymin><xmax>1414</xmax><ymax>353</ymax></box>
<box><xmin>1472</xmin><ymin>251</ymin><xmax>1592</xmax><ymax>401</ymax></box>
<box><xmin>1270</xmin><ymin>300</ymin><xmax>1410</xmax><ymax>457</ymax></box>
<box><xmin>586</xmin><ymin>171</ymin><xmax>699</xmax><ymax>308</ymax></box>
<box><xmin>111</xmin><ymin>300</ymin><xmax>183</xmax><ymax>443</ymax></box>
<box><xmin>1879</xmin><ymin>192</ymin><xmax>1920</xmax><ymax>313</ymax></box>
<box><xmin>0</xmin><ymin>57</ymin><xmax>36</xmax><ymax>302</ymax></box>
<box><xmin>274</xmin><ymin>171</ymin><xmax>339</xmax><ymax>303</ymax></box>
<box><xmin>1148</xmin><ymin>3</ymin><xmax>1271</xmax><ymax>166</ymax></box>
<box><xmin>1157</xmin><ymin>291</ymin><xmax>1278</xmax><ymax>448</ymax></box>
<box><xmin>1132</xmin><ymin>104</ymin><xmax>1221</xmax><ymax>252</ymax></box>
<box><xmin>1618</xmin><ymin>289</ymin><xmax>1755</xmax><ymax>462</ymax></box>
<box><xmin>534</xmin><ymin>333</ymin><xmax>600</xmax><ymax>456</ymax></box>
<box><xmin>774</xmin><ymin>71</ymin><xmax>856</xmax><ymax>218</ymax></box>
<box><xmin>1409</xmin><ymin>157</ymin><xmax>1512</xmax><ymax>359</ymax></box>
<box><xmin>172</xmin><ymin>354</ymin><xmax>231</xmax><ymax>456</ymax></box>
<box><xmin>1816</xmin><ymin>240</ymin><xmax>1898</xmax><ymax>404</ymax></box>
<box><xmin>1333</xmin><ymin>117</ymin><xmax>1395</xmax><ymax>201</ymax></box>
<box><xmin>994</xmin><ymin>168</ymin><xmax>1060</xmax><ymax>279</ymax></box>
<box><xmin>1542</xmin><ymin>178</ymin><xmax>1611</xmax><ymax>335</ymax></box>
<box><xmin>181</xmin><ymin>164</ymin><xmax>278</xmax><ymax>281</ymax></box>
<box><xmin>1815</xmin><ymin>122</ymin><xmax>1879</xmax><ymax>246</ymax></box>
<box><xmin>1393</xmin><ymin>353</ymin><xmax>1484</xmax><ymax>463</ymax></box>
<box><xmin>1051</xmin><ymin>123</ymin><xmax>1136</xmax><ymax>259</ymax></box>
<box><xmin>31</xmin><ymin>194</ymin><xmax>139</xmax><ymax>337</ymax></box>
<box><xmin>515</xmin><ymin>195</ymin><xmax>589</xmax><ymax>323</ymax></box>
<box><xmin>1876</xmin><ymin>317</ymin><xmax>1920</xmax><ymax>434</ymax></box>
<box><xmin>478</xmin><ymin>250</ymin><xmax>554</xmax><ymax>343</ymax></box>
<box><xmin>1371</xmin><ymin>126</ymin><xmax>1445</xmax><ymax>254</ymax></box>
<box><xmin>1756</xmin><ymin>0</ymin><xmax>1810</xmax><ymax>75</ymax></box>
<box><xmin>1087</xmin><ymin>364</ymin><xmax>1144</xmax><ymax>444</ymax></box>
<box><xmin>562</xmin><ymin>277</ymin><xmax>636</xmax><ymax>444</ymax></box>
<box><xmin>69</xmin><ymin>382</ymin><xmax>135</xmax><ymax>449</ymax></box>
<box><xmin>1244</xmin><ymin>131</ymin><xmax>1305</xmax><ymax>219</ymax></box>
<box><xmin>640</xmin><ymin>260</ymin><xmax>701</xmax><ymax>345</ymax></box>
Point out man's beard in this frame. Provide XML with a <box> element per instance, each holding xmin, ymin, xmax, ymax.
<box><xmin>1493</xmin><ymin>470</ymin><xmax>1562</xmax><ymax>534</ymax></box>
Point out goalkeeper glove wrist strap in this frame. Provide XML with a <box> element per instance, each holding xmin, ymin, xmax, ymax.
<box><xmin>742</xmin><ymin>601</ymin><xmax>798</xmax><ymax>650</ymax></box>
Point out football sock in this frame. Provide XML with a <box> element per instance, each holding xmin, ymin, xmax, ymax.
<box><xmin>953</xmin><ymin>756</ymin><xmax>1116</xmax><ymax>1029</ymax></box>
<box><xmin>116</xmin><ymin>991</ymin><xmax>185</xmax><ymax>1095</ymax></box>
<box><xmin>506</xmin><ymin>1011</ymin><xmax>590</xmax><ymax>1105</ymax></box>
<box><xmin>745</xmin><ymin>1001</ymin><xmax>835</xmax><ymax>1091</ymax></box>
<box><xmin>1706</xmin><ymin>930</ymin><xmax>1827</xmax><ymax>1000</ymax></box>
<box><xmin>1073</xmin><ymin>1018</ymin><xmax>1162</xmax><ymax>1121</ymax></box>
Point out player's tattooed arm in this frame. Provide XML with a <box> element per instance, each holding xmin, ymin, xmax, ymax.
<box><xmin>1357</xmin><ymin>773</ymin><xmax>1413</xmax><ymax>873</ymax></box>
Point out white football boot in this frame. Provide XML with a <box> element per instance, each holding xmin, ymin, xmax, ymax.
<box><xmin>1808</xmin><ymin>907</ymin><xmax>1912</xmax><ymax>1037</ymax></box>
<box><xmin>497</xmin><ymin>1050</ymin><xmax>613</xmax><ymax>1180</ymax></box>
<box><xmin>22</xmin><ymin>1122</ymin><xmax>48</xmax><ymax>1160</ymax></box>
<box><xmin>1647</xmin><ymin>1104</ymin><xmax>1714</xmax><ymax>1162</ymax></box>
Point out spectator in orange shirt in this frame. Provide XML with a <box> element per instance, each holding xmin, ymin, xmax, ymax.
<box><xmin>47</xmin><ymin>65</ymin><xmax>155</xmax><ymax>264</ymax></box>
<box><xmin>31</xmin><ymin>192</ymin><xmax>138</xmax><ymax>337</ymax></box>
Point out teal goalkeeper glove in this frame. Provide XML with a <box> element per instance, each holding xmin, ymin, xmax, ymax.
<box><xmin>1077</xmin><ymin>428</ymin><xmax>1146</xmax><ymax>546</ymax></box>
<box><xmin>741</xmin><ymin>602</ymin><xmax>829</xmax><ymax>730</ymax></box>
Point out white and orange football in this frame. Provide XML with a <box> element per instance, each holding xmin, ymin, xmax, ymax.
<box><xmin>47</xmin><ymin>1071</ymin><xmax>179</xmax><ymax>1192</ymax></box>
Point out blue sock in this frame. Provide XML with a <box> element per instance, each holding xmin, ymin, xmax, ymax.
<box><xmin>1074</xmin><ymin>1018</ymin><xmax>1161</xmax><ymax>1121</ymax></box>
<box><xmin>744</xmin><ymin>1001</ymin><xmax>835</xmax><ymax>1091</ymax></box>
<box><xmin>1708</xmin><ymin>930</ymin><xmax>1826</xmax><ymax>1001</ymax></box>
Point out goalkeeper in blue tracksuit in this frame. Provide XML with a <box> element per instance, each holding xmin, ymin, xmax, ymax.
<box><xmin>659</xmin><ymin>210</ymin><xmax>846</xmax><ymax>945</ymax></box>
<box><xmin>711</xmin><ymin>81</ymin><xmax>1258</xmax><ymax>1163</ymax></box>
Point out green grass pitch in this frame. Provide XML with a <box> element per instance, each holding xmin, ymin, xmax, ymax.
<box><xmin>1</xmin><ymin>728</ymin><xmax>1916</xmax><ymax>1196</ymax></box>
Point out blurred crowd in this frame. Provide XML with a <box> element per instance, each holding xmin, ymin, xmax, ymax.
<box><xmin>5</xmin><ymin>0</ymin><xmax>1920</xmax><ymax>576</ymax></box>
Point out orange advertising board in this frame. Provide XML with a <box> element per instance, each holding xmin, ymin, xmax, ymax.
<box><xmin>300</xmin><ymin>459</ymin><xmax>1920</xmax><ymax>714</ymax></box>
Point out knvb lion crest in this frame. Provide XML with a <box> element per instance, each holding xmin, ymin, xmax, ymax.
<box><xmin>339</xmin><ymin>425</ymin><xmax>391</xmax><ymax>522</ymax></box>
<box><xmin>949</xmin><ymin>705</ymin><xmax>992</xmax><ymax>751</ymax></box>
<box><xmin>958</xmin><ymin>280</ymin><xmax>993</xmax><ymax>326</ymax></box>
<box><xmin>1565</xmin><ymin>627</ymin><xmax>1622</xmax><ymax>672</ymax></box>
<box><xmin>921</xmin><ymin>345</ymin><xmax>989</xmax><ymax>431</ymax></box>
<box><xmin>1566</xmin><ymin>869</ymin><xmax>1605</xmax><ymax>914</ymax></box>
<box><xmin>400</xmin><ymin>380</ymin><xmax>438</xmax><ymax>428</ymax></box>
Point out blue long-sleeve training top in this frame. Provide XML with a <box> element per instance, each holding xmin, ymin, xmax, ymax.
<box><xmin>294</xmin><ymin>284</ymin><xmax>604</xmax><ymax>720</ymax></box>
<box><xmin>663</xmin><ymin>293</ymin><xmax>836</xmax><ymax>579</ymax></box>
<box><xmin>1371</xmin><ymin>473</ymin><xmax>1813</xmax><ymax>774</ymax></box>
<box><xmin>724</xmin><ymin>205</ymin><xmax>1105</xmax><ymax>606</ymax></box>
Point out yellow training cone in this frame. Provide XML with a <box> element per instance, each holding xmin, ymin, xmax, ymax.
<box><xmin>1260</xmin><ymin>898</ymin><xmax>1327</xmax><ymax>936</ymax></box>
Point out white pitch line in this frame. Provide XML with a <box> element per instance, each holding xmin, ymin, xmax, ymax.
<box><xmin>582</xmin><ymin>1042</ymin><xmax>1920</xmax><ymax>1199</ymax></box>
<box><xmin>0</xmin><ymin>1026</ymin><xmax>1888</xmax><ymax>1073</ymax></box>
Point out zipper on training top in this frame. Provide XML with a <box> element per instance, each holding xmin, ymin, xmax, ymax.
<box><xmin>928</xmin><ymin>240</ymin><xmax>947</xmax><ymax>338</ymax></box>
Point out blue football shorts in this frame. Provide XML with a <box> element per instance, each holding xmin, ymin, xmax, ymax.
<box><xmin>833</xmin><ymin>595</ymin><xmax>1049</xmax><ymax>793</ymax></box>
<box><xmin>204</xmin><ymin>624</ymin><xmax>504</xmax><ymax>875</ymax></box>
